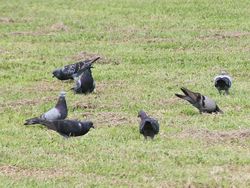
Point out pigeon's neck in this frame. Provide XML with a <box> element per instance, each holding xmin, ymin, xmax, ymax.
<box><xmin>55</xmin><ymin>97</ymin><xmax>67</xmax><ymax>109</ymax></box>
<box><xmin>140</xmin><ymin>112</ymin><xmax>148</xmax><ymax>120</ymax></box>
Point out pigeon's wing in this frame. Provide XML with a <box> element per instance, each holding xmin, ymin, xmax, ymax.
<box><xmin>149</xmin><ymin>119</ymin><xmax>159</xmax><ymax>134</ymax></box>
<box><xmin>74</xmin><ymin>66</ymin><xmax>88</xmax><ymax>78</ymax></box>
<box><xmin>41</xmin><ymin>108</ymin><xmax>61</xmax><ymax>121</ymax></box>
<box><xmin>55</xmin><ymin>121</ymin><xmax>82</xmax><ymax>136</ymax></box>
<box><xmin>140</xmin><ymin>118</ymin><xmax>158</xmax><ymax>133</ymax></box>
<box><xmin>180</xmin><ymin>87</ymin><xmax>199</xmax><ymax>102</ymax></box>
<box><xmin>222</xmin><ymin>77</ymin><xmax>232</xmax><ymax>87</ymax></box>
<box><xmin>61</xmin><ymin>64</ymin><xmax>77</xmax><ymax>77</ymax></box>
<box><xmin>144</xmin><ymin>118</ymin><xmax>159</xmax><ymax>134</ymax></box>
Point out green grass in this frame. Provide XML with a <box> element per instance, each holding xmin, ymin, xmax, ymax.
<box><xmin>0</xmin><ymin>0</ymin><xmax>250</xmax><ymax>187</ymax></box>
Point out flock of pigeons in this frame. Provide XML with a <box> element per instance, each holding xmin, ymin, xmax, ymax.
<box><xmin>24</xmin><ymin>58</ymin><xmax>232</xmax><ymax>139</ymax></box>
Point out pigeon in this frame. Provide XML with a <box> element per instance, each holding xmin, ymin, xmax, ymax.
<box><xmin>175</xmin><ymin>87</ymin><xmax>223</xmax><ymax>114</ymax></box>
<box><xmin>24</xmin><ymin>91</ymin><xmax>68</xmax><ymax>125</ymax></box>
<box><xmin>214</xmin><ymin>71</ymin><xmax>232</xmax><ymax>95</ymax></box>
<box><xmin>71</xmin><ymin>57</ymin><xmax>100</xmax><ymax>94</ymax></box>
<box><xmin>25</xmin><ymin>119</ymin><xmax>94</xmax><ymax>138</ymax></box>
<box><xmin>138</xmin><ymin>110</ymin><xmax>160</xmax><ymax>139</ymax></box>
<box><xmin>52</xmin><ymin>57</ymin><xmax>100</xmax><ymax>80</ymax></box>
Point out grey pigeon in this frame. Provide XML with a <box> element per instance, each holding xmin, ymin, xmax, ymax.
<box><xmin>214</xmin><ymin>71</ymin><xmax>232</xmax><ymax>95</ymax></box>
<box><xmin>25</xmin><ymin>119</ymin><xmax>94</xmax><ymax>138</ymax></box>
<box><xmin>52</xmin><ymin>57</ymin><xmax>100</xmax><ymax>80</ymax></box>
<box><xmin>175</xmin><ymin>87</ymin><xmax>223</xmax><ymax>114</ymax></box>
<box><xmin>72</xmin><ymin>57</ymin><xmax>100</xmax><ymax>94</ymax></box>
<box><xmin>24</xmin><ymin>91</ymin><xmax>68</xmax><ymax>125</ymax></box>
<box><xmin>138</xmin><ymin>110</ymin><xmax>160</xmax><ymax>139</ymax></box>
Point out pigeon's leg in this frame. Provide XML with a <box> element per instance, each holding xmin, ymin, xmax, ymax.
<box><xmin>199</xmin><ymin>110</ymin><xmax>202</xmax><ymax>114</ymax></box>
<box><xmin>225</xmin><ymin>89</ymin><xmax>229</xmax><ymax>95</ymax></box>
<box><xmin>144</xmin><ymin>135</ymin><xmax>147</xmax><ymax>140</ymax></box>
<box><xmin>219</xmin><ymin>90</ymin><xmax>222</xmax><ymax>95</ymax></box>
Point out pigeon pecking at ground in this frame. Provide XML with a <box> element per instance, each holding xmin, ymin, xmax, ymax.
<box><xmin>71</xmin><ymin>57</ymin><xmax>100</xmax><ymax>94</ymax></box>
<box><xmin>138</xmin><ymin>110</ymin><xmax>160</xmax><ymax>139</ymax></box>
<box><xmin>25</xmin><ymin>119</ymin><xmax>94</xmax><ymax>138</ymax></box>
<box><xmin>214</xmin><ymin>71</ymin><xmax>232</xmax><ymax>95</ymax></box>
<box><xmin>52</xmin><ymin>57</ymin><xmax>100</xmax><ymax>80</ymax></box>
<box><xmin>175</xmin><ymin>87</ymin><xmax>223</xmax><ymax>114</ymax></box>
<box><xmin>24</xmin><ymin>91</ymin><xmax>68</xmax><ymax>125</ymax></box>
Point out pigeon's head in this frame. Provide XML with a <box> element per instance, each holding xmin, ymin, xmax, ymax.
<box><xmin>138</xmin><ymin>110</ymin><xmax>148</xmax><ymax>119</ymax></box>
<box><xmin>59</xmin><ymin>91</ymin><xmax>66</xmax><ymax>97</ymax></box>
<box><xmin>52</xmin><ymin>69</ymin><xmax>62</xmax><ymax>78</ymax></box>
<box><xmin>81</xmin><ymin>121</ymin><xmax>94</xmax><ymax>129</ymax></box>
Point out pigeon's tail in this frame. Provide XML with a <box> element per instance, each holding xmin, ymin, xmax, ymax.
<box><xmin>24</xmin><ymin>117</ymin><xmax>42</xmax><ymax>125</ymax></box>
<box><xmin>175</xmin><ymin>93</ymin><xmax>194</xmax><ymax>103</ymax></box>
<box><xmin>89</xmin><ymin>56</ymin><xmax>101</xmax><ymax>64</ymax></box>
<box><xmin>175</xmin><ymin>87</ymin><xmax>199</xmax><ymax>104</ymax></box>
<box><xmin>25</xmin><ymin>118</ymin><xmax>57</xmax><ymax>130</ymax></box>
<box><xmin>215</xmin><ymin>77</ymin><xmax>231</xmax><ymax>88</ymax></box>
<box><xmin>215</xmin><ymin>105</ymin><xmax>224</xmax><ymax>114</ymax></box>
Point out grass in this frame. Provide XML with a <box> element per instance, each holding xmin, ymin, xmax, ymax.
<box><xmin>0</xmin><ymin>0</ymin><xmax>250</xmax><ymax>187</ymax></box>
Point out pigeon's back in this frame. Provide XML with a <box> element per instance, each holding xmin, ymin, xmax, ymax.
<box><xmin>51</xmin><ymin>120</ymin><xmax>93</xmax><ymax>137</ymax></box>
<box><xmin>41</xmin><ymin>108</ymin><xmax>61</xmax><ymax>121</ymax></box>
<box><xmin>215</xmin><ymin>75</ymin><xmax>232</xmax><ymax>87</ymax></box>
<box><xmin>140</xmin><ymin>118</ymin><xmax>159</xmax><ymax>134</ymax></box>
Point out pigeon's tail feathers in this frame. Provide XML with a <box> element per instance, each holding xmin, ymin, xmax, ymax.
<box><xmin>215</xmin><ymin>77</ymin><xmax>232</xmax><ymax>88</ymax></box>
<box><xmin>175</xmin><ymin>93</ymin><xmax>186</xmax><ymax>99</ymax></box>
<box><xmin>29</xmin><ymin>119</ymin><xmax>58</xmax><ymax>131</ymax></box>
<box><xmin>89</xmin><ymin>56</ymin><xmax>101</xmax><ymax>64</ymax></box>
<box><xmin>175</xmin><ymin>93</ymin><xmax>193</xmax><ymax>103</ymax></box>
<box><xmin>180</xmin><ymin>87</ymin><xmax>199</xmax><ymax>101</ymax></box>
<box><xmin>215</xmin><ymin>105</ymin><xmax>224</xmax><ymax>114</ymax></box>
<box><xmin>24</xmin><ymin>117</ymin><xmax>42</xmax><ymax>125</ymax></box>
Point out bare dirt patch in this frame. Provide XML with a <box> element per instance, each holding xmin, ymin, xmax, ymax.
<box><xmin>177</xmin><ymin>128</ymin><xmax>250</xmax><ymax>144</ymax></box>
<box><xmin>0</xmin><ymin>165</ymin><xmax>68</xmax><ymax>180</ymax></box>
<box><xmin>82</xmin><ymin>112</ymin><xmax>135</xmax><ymax>127</ymax></box>
<box><xmin>10</xmin><ymin>22</ymin><xmax>69</xmax><ymax>36</ymax></box>
<box><xmin>50</xmin><ymin>22</ymin><xmax>69</xmax><ymax>32</ymax></box>
<box><xmin>199</xmin><ymin>31</ymin><xmax>250</xmax><ymax>40</ymax></box>
<box><xmin>210</xmin><ymin>165</ymin><xmax>250</xmax><ymax>184</ymax></box>
<box><xmin>66</xmin><ymin>51</ymin><xmax>122</xmax><ymax>65</ymax></box>
<box><xmin>2</xmin><ymin>96</ymin><xmax>55</xmax><ymax>109</ymax></box>
<box><xmin>73</xmin><ymin>101</ymin><xmax>97</xmax><ymax>111</ymax></box>
<box><xmin>153</xmin><ymin>97</ymin><xmax>179</xmax><ymax>107</ymax></box>
<box><xmin>0</xmin><ymin>17</ymin><xmax>14</xmax><ymax>23</ymax></box>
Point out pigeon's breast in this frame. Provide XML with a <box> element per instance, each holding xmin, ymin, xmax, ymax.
<box><xmin>42</xmin><ymin>108</ymin><xmax>61</xmax><ymax>121</ymax></box>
